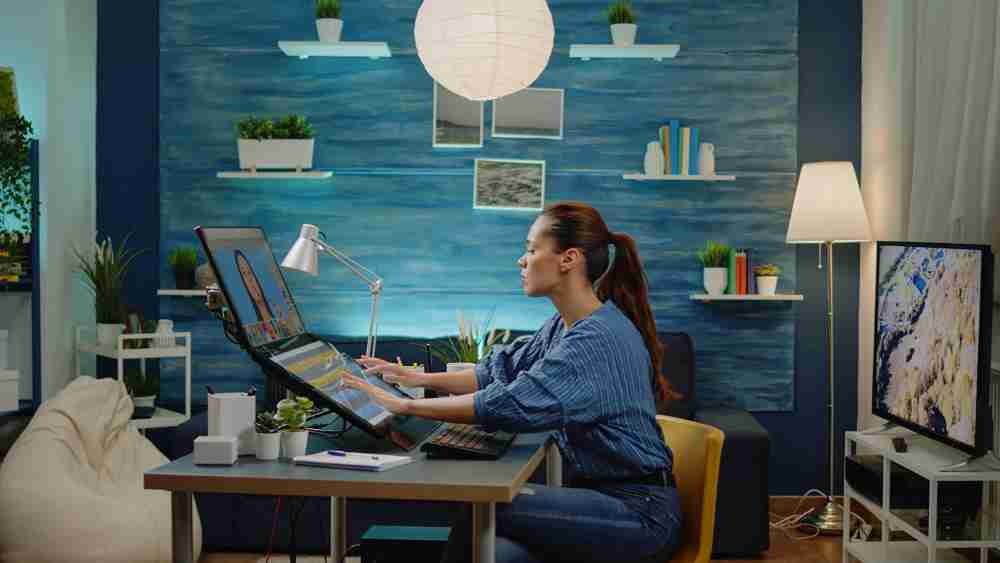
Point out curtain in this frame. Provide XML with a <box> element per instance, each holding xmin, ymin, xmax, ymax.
<box><xmin>859</xmin><ymin>0</ymin><xmax>1000</xmax><ymax>430</ymax></box>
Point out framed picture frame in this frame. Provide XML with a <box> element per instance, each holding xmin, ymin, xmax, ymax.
<box><xmin>0</xmin><ymin>66</ymin><xmax>18</xmax><ymax>116</ymax></box>
<box><xmin>432</xmin><ymin>82</ymin><xmax>484</xmax><ymax>148</ymax></box>
<box><xmin>473</xmin><ymin>158</ymin><xmax>546</xmax><ymax>212</ymax></box>
<box><xmin>492</xmin><ymin>88</ymin><xmax>564</xmax><ymax>140</ymax></box>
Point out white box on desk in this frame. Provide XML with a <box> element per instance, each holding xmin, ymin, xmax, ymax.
<box><xmin>207</xmin><ymin>392</ymin><xmax>255</xmax><ymax>455</ymax></box>
<box><xmin>194</xmin><ymin>435</ymin><xmax>238</xmax><ymax>465</ymax></box>
<box><xmin>0</xmin><ymin>369</ymin><xmax>18</xmax><ymax>412</ymax></box>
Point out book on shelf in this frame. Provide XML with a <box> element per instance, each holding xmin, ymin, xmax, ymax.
<box><xmin>735</xmin><ymin>249</ymin><xmax>747</xmax><ymax>294</ymax></box>
<box><xmin>726</xmin><ymin>248</ymin><xmax>737</xmax><ymax>294</ymax></box>
<box><xmin>680</xmin><ymin>127</ymin><xmax>691</xmax><ymax>175</ymax></box>
<box><xmin>669</xmin><ymin>119</ymin><xmax>680</xmax><ymax>175</ymax></box>
<box><xmin>659</xmin><ymin>125</ymin><xmax>671</xmax><ymax>174</ymax></box>
<box><xmin>689</xmin><ymin>127</ymin><xmax>700</xmax><ymax>175</ymax></box>
<box><xmin>746</xmin><ymin>247</ymin><xmax>755</xmax><ymax>294</ymax></box>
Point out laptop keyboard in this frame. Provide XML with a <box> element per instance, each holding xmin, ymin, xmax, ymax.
<box><xmin>420</xmin><ymin>423</ymin><xmax>517</xmax><ymax>460</ymax></box>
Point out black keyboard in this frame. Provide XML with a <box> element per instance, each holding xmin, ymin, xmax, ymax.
<box><xmin>420</xmin><ymin>423</ymin><xmax>517</xmax><ymax>460</ymax></box>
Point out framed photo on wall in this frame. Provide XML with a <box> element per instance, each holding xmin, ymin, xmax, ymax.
<box><xmin>473</xmin><ymin>158</ymin><xmax>546</xmax><ymax>212</ymax></box>
<box><xmin>433</xmin><ymin>82</ymin><xmax>484</xmax><ymax>148</ymax></box>
<box><xmin>0</xmin><ymin>67</ymin><xmax>18</xmax><ymax>116</ymax></box>
<box><xmin>492</xmin><ymin>88</ymin><xmax>564</xmax><ymax>140</ymax></box>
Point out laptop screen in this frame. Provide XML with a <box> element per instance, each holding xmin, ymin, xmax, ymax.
<box><xmin>195</xmin><ymin>227</ymin><xmax>305</xmax><ymax>348</ymax></box>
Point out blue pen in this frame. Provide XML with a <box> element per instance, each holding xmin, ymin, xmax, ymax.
<box><xmin>327</xmin><ymin>450</ymin><xmax>379</xmax><ymax>460</ymax></box>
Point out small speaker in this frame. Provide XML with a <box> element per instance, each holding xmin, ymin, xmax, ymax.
<box><xmin>194</xmin><ymin>435</ymin><xmax>238</xmax><ymax>466</ymax></box>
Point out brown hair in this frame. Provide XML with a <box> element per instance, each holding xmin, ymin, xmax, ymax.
<box><xmin>541</xmin><ymin>201</ymin><xmax>680</xmax><ymax>402</ymax></box>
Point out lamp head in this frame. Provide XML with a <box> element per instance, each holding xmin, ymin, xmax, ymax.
<box><xmin>281</xmin><ymin>224</ymin><xmax>320</xmax><ymax>276</ymax></box>
<box><xmin>786</xmin><ymin>161</ymin><xmax>873</xmax><ymax>244</ymax></box>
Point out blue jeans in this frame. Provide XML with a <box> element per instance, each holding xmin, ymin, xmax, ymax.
<box><xmin>440</xmin><ymin>483</ymin><xmax>682</xmax><ymax>563</ymax></box>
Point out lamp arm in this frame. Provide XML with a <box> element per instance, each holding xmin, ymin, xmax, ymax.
<box><xmin>311</xmin><ymin>238</ymin><xmax>383</xmax><ymax>293</ymax></box>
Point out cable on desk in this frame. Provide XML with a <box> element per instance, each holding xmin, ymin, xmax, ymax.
<box><xmin>265</xmin><ymin>496</ymin><xmax>282</xmax><ymax>563</ymax></box>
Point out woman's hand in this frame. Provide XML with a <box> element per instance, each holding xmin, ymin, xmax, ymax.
<box><xmin>340</xmin><ymin>373</ymin><xmax>412</xmax><ymax>415</ymax></box>
<box><xmin>357</xmin><ymin>356</ymin><xmax>427</xmax><ymax>388</ymax></box>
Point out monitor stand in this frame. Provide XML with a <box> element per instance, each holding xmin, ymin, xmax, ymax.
<box><xmin>859</xmin><ymin>421</ymin><xmax>900</xmax><ymax>435</ymax></box>
<box><xmin>940</xmin><ymin>450</ymin><xmax>1000</xmax><ymax>472</ymax></box>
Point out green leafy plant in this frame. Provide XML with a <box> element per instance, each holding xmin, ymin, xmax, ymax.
<box><xmin>316</xmin><ymin>0</ymin><xmax>341</xmax><ymax>19</ymax></box>
<box><xmin>753</xmin><ymin>263</ymin><xmax>782</xmax><ymax>277</ymax></box>
<box><xmin>695</xmin><ymin>240</ymin><xmax>731</xmax><ymax>268</ymax></box>
<box><xmin>236</xmin><ymin>115</ymin><xmax>314</xmax><ymax>140</ymax></box>
<box><xmin>255</xmin><ymin>411</ymin><xmax>282</xmax><ymax>433</ymax></box>
<box><xmin>0</xmin><ymin>112</ymin><xmax>34</xmax><ymax>236</ymax></box>
<box><xmin>276</xmin><ymin>396</ymin><xmax>314</xmax><ymax>432</ymax></box>
<box><xmin>167</xmin><ymin>246</ymin><xmax>198</xmax><ymax>274</ymax></box>
<box><xmin>607</xmin><ymin>0</ymin><xmax>636</xmax><ymax>25</ymax></box>
<box><xmin>236</xmin><ymin>115</ymin><xmax>273</xmax><ymax>140</ymax></box>
<box><xmin>73</xmin><ymin>234</ymin><xmax>145</xmax><ymax>324</ymax></box>
<box><xmin>431</xmin><ymin>310</ymin><xmax>511</xmax><ymax>365</ymax></box>
<box><xmin>123</xmin><ymin>365</ymin><xmax>159</xmax><ymax>397</ymax></box>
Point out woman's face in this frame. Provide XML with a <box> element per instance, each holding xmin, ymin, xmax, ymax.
<box><xmin>518</xmin><ymin>216</ymin><xmax>564</xmax><ymax>297</ymax></box>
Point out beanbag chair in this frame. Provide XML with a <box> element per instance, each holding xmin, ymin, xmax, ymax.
<box><xmin>0</xmin><ymin>376</ymin><xmax>202</xmax><ymax>562</ymax></box>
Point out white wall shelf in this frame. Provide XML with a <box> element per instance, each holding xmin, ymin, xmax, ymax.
<box><xmin>690</xmin><ymin>294</ymin><xmax>803</xmax><ymax>302</ymax></box>
<box><xmin>624</xmin><ymin>173</ymin><xmax>736</xmax><ymax>182</ymax></box>
<box><xmin>569</xmin><ymin>44</ymin><xmax>680</xmax><ymax>61</ymax></box>
<box><xmin>277</xmin><ymin>41</ymin><xmax>391</xmax><ymax>59</ymax></box>
<box><xmin>157</xmin><ymin>289</ymin><xmax>207</xmax><ymax>297</ymax></box>
<box><xmin>217</xmin><ymin>171</ymin><xmax>332</xmax><ymax>180</ymax></box>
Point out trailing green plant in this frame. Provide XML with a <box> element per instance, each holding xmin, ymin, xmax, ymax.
<box><xmin>0</xmin><ymin>112</ymin><xmax>34</xmax><ymax>236</ymax></box>
<box><xmin>167</xmin><ymin>246</ymin><xmax>199</xmax><ymax>273</ymax></box>
<box><xmin>607</xmin><ymin>0</ymin><xmax>635</xmax><ymax>25</ymax></box>
<box><xmin>316</xmin><ymin>0</ymin><xmax>341</xmax><ymax>19</ymax></box>
<box><xmin>72</xmin><ymin>234</ymin><xmax>145</xmax><ymax>324</ymax></box>
<box><xmin>753</xmin><ymin>263</ymin><xmax>782</xmax><ymax>277</ymax></box>
<box><xmin>431</xmin><ymin>310</ymin><xmax>511</xmax><ymax>365</ymax></box>
<box><xmin>123</xmin><ymin>364</ymin><xmax>159</xmax><ymax>397</ymax></box>
<box><xmin>255</xmin><ymin>411</ymin><xmax>282</xmax><ymax>433</ymax></box>
<box><xmin>276</xmin><ymin>396</ymin><xmax>314</xmax><ymax>432</ymax></box>
<box><xmin>695</xmin><ymin>240</ymin><xmax>731</xmax><ymax>268</ymax></box>
<box><xmin>236</xmin><ymin>115</ymin><xmax>313</xmax><ymax>140</ymax></box>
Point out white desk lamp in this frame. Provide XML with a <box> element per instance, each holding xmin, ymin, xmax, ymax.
<box><xmin>281</xmin><ymin>224</ymin><xmax>383</xmax><ymax>357</ymax></box>
<box><xmin>786</xmin><ymin>161</ymin><xmax>872</xmax><ymax>534</ymax></box>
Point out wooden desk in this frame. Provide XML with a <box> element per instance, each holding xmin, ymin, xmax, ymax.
<box><xmin>145</xmin><ymin>432</ymin><xmax>562</xmax><ymax>563</ymax></box>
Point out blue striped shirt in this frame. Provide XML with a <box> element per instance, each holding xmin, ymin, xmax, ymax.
<box><xmin>473</xmin><ymin>300</ymin><xmax>673</xmax><ymax>481</ymax></box>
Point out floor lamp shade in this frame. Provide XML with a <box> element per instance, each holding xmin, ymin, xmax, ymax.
<box><xmin>414</xmin><ymin>0</ymin><xmax>555</xmax><ymax>102</ymax></box>
<box><xmin>786</xmin><ymin>162</ymin><xmax>872</xmax><ymax>244</ymax></box>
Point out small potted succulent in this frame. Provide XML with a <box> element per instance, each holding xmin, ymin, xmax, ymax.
<box><xmin>607</xmin><ymin>0</ymin><xmax>637</xmax><ymax>47</ymax></box>
<box><xmin>696</xmin><ymin>240</ymin><xmax>731</xmax><ymax>295</ymax></box>
<box><xmin>277</xmin><ymin>396</ymin><xmax>314</xmax><ymax>459</ymax></box>
<box><xmin>167</xmin><ymin>246</ymin><xmax>198</xmax><ymax>290</ymax></box>
<box><xmin>316</xmin><ymin>0</ymin><xmax>343</xmax><ymax>43</ymax></box>
<box><xmin>254</xmin><ymin>411</ymin><xmax>282</xmax><ymax>461</ymax></box>
<box><xmin>753</xmin><ymin>263</ymin><xmax>782</xmax><ymax>296</ymax></box>
<box><xmin>236</xmin><ymin>114</ymin><xmax>315</xmax><ymax>173</ymax></box>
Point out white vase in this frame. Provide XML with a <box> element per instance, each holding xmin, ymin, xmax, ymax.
<box><xmin>644</xmin><ymin>141</ymin><xmax>664</xmax><ymax>177</ymax></box>
<box><xmin>610</xmin><ymin>23</ymin><xmax>638</xmax><ymax>46</ymax></box>
<box><xmin>703</xmin><ymin>267</ymin><xmax>728</xmax><ymax>295</ymax></box>
<box><xmin>97</xmin><ymin>323</ymin><xmax>123</xmax><ymax>347</ymax></box>
<box><xmin>155</xmin><ymin>319</ymin><xmax>174</xmax><ymax>347</ymax></box>
<box><xmin>237</xmin><ymin>139</ymin><xmax>315</xmax><ymax>171</ymax></box>
<box><xmin>316</xmin><ymin>18</ymin><xmax>343</xmax><ymax>42</ymax></box>
<box><xmin>697</xmin><ymin>142</ymin><xmax>715</xmax><ymax>176</ymax></box>
<box><xmin>756</xmin><ymin>276</ymin><xmax>778</xmax><ymax>296</ymax></box>
<box><xmin>256</xmin><ymin>432</ymin><xmax>281</xmax><ymax>461</ymax></box>
<box><xmin>281</xmin><ymin>430</ymin><xmax>309</xmax><ymax>459</ymax></box>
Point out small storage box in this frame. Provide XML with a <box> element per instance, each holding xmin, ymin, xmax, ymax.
<box><xmin>194</xmin><ymin>435</ymin><xmax>238</xmax><ymax>466</ymax></box>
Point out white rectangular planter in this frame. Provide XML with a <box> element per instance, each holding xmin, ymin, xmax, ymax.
<box><xmin>237</xmin><ymin>139</ymin><xmax>315</xmax><ymax>171</ymax></box>
<box><xmin>0</xmin><ymin>369</ymin><xmax>18</xmax><ymax>412</ymax></box>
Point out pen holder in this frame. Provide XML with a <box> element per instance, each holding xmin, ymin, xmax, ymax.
<box><xmin>208</xmin><ymin>392</ymin><xmax>256</xmax><ymax>456</ymax></box>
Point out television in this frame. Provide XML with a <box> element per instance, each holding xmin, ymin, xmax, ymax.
<box><xmin>872</xmin><ymin>241</ymin><xmax>994</xmax><ymax>455</ymax></box>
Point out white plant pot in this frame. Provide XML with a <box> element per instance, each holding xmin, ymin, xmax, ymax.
<box><xmin>133</xmin><ymin>395</ymin><xmax>156</xmax><ymax>408</ymax></box>
<box><xmin>281</xmin><ymin>430</ymin><xmax>309</xmax><ymax>459</ymax></box>
<box><xmin>703</xmin><ymin>267</ymin><xmax>728</xmax><ymax>295</ymax></box>
<box><xmin>97</xmin><ymin>323</ymin><xmax>124</xmax><ymax>347</ymax></box>
<box><xmin>256</xmin><ymin>432</ymin><xmax>281</xmax><ymax>461</ymax></box>
<box><xmin>610</xmin><ymin>23</ymin><xmax>638</xmax><ymax>46</ymax></box>
<box><xmin>237</xmin><ymin>139</ymin><xmax>315</xmax><ymax>171</ymax></box>
<box><xmin>756</xmin><ymin>276</ymin><xmax>779</xmax><ymax>296</ymax></box>
<box><xmin>446</xmin><ymin>362</ymin><xmax>477</xmax><ymax>373</ymax></box>
<box><xmin>316</xmin><ymin>18</ymin><xmax>343</xmax><ymax>43</ymax></box>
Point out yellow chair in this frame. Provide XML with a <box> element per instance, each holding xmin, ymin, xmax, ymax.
<box><xmin>656</xmin><ymin>415</ymin><xmax>725</xmax><ymax>563</ymax></box>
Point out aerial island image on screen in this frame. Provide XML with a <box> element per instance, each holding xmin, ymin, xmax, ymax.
<box><xmin>875</xmin><ymin>246</ymin><xmax>981</xmax><ymax>446</ymax></box>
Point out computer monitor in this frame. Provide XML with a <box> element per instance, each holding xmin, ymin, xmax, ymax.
<box><xmin>872</xmin><ymin>241</ymin><xmax>994</xmax><ymax>455</ymax></box>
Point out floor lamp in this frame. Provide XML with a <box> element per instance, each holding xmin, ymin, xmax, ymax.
<box><xmin>786</xmin><ymin>162</ymin><xmax>872</xmax><ymax>534</ymax></box>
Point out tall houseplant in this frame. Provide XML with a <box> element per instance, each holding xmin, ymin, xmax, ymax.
<box><xmin>236</xmin><ymin>114</ymin><xmax>315</xmax><ymax>173</ymax></box>
<box><xmin>73</xmin><ymin>234</ymin><xmax>145</xmax><ymax>346</ymax></box>
<box><xmin>316</xmin><ymin>0</ymin><xmax>343</xmax><ymax>43</ymax></box>
<box><xmin>431</xmin><ymin>310</ymin><xmax>510</xmax><ymax>372</ymax></box>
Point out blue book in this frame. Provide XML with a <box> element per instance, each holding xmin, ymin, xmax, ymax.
<box><xmin>746</xmin><ymin>248</ymin><xmax>755</xmax><ymax>294</ymax></box>
<box><xmin>689</xmin><ymin>127</ymin><xmax>700</xmax><ymax>175</ymax></box>
<box><xmin>669</xmin><ymin>119</ymin><xmax>681</xmax><ymax>175</ymax></box>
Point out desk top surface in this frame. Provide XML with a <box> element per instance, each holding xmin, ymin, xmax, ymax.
<box><xmin>145</xmin><ymin>431</ymin><xmax>551</xmax><ymax>503</ymax></box>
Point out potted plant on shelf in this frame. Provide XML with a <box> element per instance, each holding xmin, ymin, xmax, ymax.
<box><xmin>123</xmin><ymin>364</ymin><xmax>159</xmax><ymax>412</ymax></box>
<box><xmin>753</xmin><ymin>263</ymin><xmax>781</xmax><ymax>296</ymax></box>
<box><xmin>167</xmin><ymin>246</ymin><xmax>199</xmax><ymax>290</ymax></box>
<box><xmin>236</xmin><ymin>114</ymin><xmax>315</xmax><ymax>173</ymax></box>
<box><xmin>316</xmin><ymin>0</ymin><xmax>343</xmax><ymax>43</ymax></box>
<box><xmin>73</xmin><ymin>234</ymin><xmax>145</xmax><ymax>346</ymax></box>
<box><xmin>254</xmin><ymin>411</ymin><xmax>282</xmax><ymax>461</ymax></box>
<box><xmin>696</xmin><ymin>240</ymin><xmax>730</xmax><ymax>295</ymax></box>
<box><xmin>431</xmin><ymin>310</ymin><xmax>510</xmax><ymax>373</ymax></box>
<box><xmin>276</xmin><ymin>395</ymin><xmax>314</xmax><ymax>459</ymax></box>
<box><xmin>607</xmin><ymin>0</ymin><xmax>637</xmax><ymax>47</ymax></box>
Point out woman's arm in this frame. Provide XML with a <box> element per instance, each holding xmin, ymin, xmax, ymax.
<box><xmin>340</xmin><ymin>373</ymin><xmax>477</xmax><ymax>423</ymax></box>
<box><xmin>422</xmin><ymin>368</ymin><xmax>478</xmax><ymax>395</ymax></box>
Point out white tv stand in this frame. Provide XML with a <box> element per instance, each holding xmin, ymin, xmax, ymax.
<box><xmin>844</xmin><ymin>429</ymin><xmax>1000</xmax><ymax>563</ymax></box>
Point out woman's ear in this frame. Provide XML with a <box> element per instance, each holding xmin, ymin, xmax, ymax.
<box><xmin>561</xmin><ymin>247</ymin><xmax>584</xmax><ymax>273</ymax></box>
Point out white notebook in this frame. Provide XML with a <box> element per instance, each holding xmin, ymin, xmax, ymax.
<box><xmin>293</xmin><ymin>450</ymin><xmax>413</xmax><ymax>472</ymax></box>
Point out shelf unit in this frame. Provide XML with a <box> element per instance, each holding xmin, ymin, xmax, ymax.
<box><xmin>277</xmin><ymin>41</ymin><xmax>391</xmax><ymax>59</ymax></box>
<box><xmin>623</xmin><ymin>173</ymin><xmax>736</xmax><ymax>182</ymax></box>
<box><xmin>157</xmin><ymin>289</ymin><xmax>207</xmax><ymax>297</ymax></box>
<box><xmin>75</xmin><ymin>327</ymin><xmax>192</xmax><ymax>431</ymax></box>
<box><xmin>216</xmin><ymin>171</ymin><xmax>332</xmax><ymax>180</ymax></box>
<box><xmin>569</xmin><ymin>44</ymin><xmax>680</xmax><ymax>61</ymax></box>
<box><xmin>843</xmin><ymin>429</ymin><xmax>1000</xmax><ymax>563</ymax></box>
<box><xmin>690</xmin><ymin>293</ymin><xmax>803</xmax><ymax>302</ymax></box>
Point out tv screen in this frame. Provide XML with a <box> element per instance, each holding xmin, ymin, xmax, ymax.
<box><xmin>873</xmin><ymin>242</ymin><xmax>993</xmax><ymax>453</ymax></box>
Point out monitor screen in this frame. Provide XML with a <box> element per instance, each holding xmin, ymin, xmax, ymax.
<box><xmin>874</xmin><ymin>242</ymin><xmax>992</xmax><ymax>451</ymax></box>
<box><xmin>196</xmin><ymin>227</ymin><xmax>305</xmax><ymax>348</ymax></box>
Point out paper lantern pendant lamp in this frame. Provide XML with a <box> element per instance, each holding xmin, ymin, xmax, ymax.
<box><xmin>414</xmin><ymin>0</ymin><xmax>555</xmax><ymax>102</ymax></box>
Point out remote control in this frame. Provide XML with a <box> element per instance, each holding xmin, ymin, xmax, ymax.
<box><xmin>892</xmin><ymin>437</ymin><xmax>907</xmax><ymax>453</ymax></box>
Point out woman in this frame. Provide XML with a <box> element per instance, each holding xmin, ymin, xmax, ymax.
<box><xmin>342</xmin><ymin>201</ymin><xmax>683</xmax><ymax>563</ymax></box>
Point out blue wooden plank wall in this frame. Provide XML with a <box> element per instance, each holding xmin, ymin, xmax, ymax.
<box><xmin>159</xmin><ymin>0</ymin><xmax>799</xmax><ymax>411</ymax></box>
